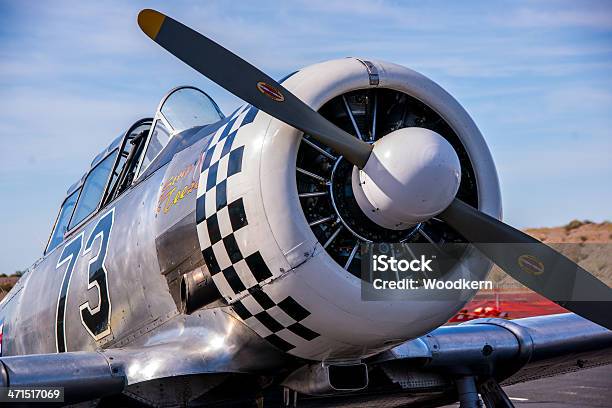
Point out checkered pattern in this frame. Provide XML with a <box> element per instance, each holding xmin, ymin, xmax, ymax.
<box><xmin>195</xmin><ymin>104</ymin><xmax>320</xmax><ymax>353</ymax></box>
<box><xmin>196</xmin><ymin>105</ymin><xmax>268</xmax><ymax>298</ymax></box>
<box><xmin>231</xmin><ymin>289</ymin><xmax>320</xmax><ymax>352</ymax></box>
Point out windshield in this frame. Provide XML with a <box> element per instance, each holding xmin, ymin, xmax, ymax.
<box><xmin>136</xmin><ymin>87</ymin><xmax>223</xmax><ymax>178</ymax></box>
<box><xmin>160</xmin><ymin>87</ymin><xmax>223</xmax><ymax>133</ymax></box>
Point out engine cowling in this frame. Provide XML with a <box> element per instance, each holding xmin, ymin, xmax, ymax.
<box><xmin>195</xmin><ymin>58</ymin><xmax>501</xmax><ymax>361</ymax></box>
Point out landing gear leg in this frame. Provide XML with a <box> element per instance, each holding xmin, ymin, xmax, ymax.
<box><xmin>478</xmin><ymin>378</ymin><xmax>515</xmax><ymax>408</ymax></box>
<box><xmin>455</xmin><ymin>376</ymin><xmax>483</xmax><ymax>408</ymax></box>
<box><xmin>282</xmin><ymin>387</ymin><xmax>298</xmax><ymax>407</ymax></box>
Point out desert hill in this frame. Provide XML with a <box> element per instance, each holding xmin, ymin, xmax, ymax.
<box><xmin>488</xmin><ymin>220</ymin><xmax>612</xmax><ymax>288</ymax></box>
<box><xmin>0</xmin><ymin>276</ymin><xmax>20</xmax><ymax>301</ymax></box>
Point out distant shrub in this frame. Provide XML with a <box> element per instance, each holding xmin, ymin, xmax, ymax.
<box><xmin>565</xmin><ymin>220</ymin><xmax>583</xmax><ymax>231</ymax></box>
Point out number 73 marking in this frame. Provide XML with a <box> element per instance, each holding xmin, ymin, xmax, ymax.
<box><xmin>55</xmin><ymin>208</ymin><xmax>115</xmax><ymax>353</ymax></box>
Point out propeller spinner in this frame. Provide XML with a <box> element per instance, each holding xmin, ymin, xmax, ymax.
<box><xmin>352</xmin><ymin>127</ymin><xmax>462</xmax><ymax>230</ymax></box>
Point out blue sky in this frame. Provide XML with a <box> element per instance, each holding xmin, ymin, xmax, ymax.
<box><xmin>0</xmin><ymin>0</ymin><xmax>611</xmax><ymax>273</ymax></box>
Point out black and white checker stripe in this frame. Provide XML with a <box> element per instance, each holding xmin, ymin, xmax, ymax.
<box><xmin>196</xmin><ymin>104</ymin><xmax>269</xmax><ymax>299</ymax></box>
<box><xmin>232</xmin><ymin>288</ymin><xmax>320</xmax><ymax>352</ymax></box>
<box><xmin>195</xmin><ymin>104</ymin><xmax>321</xmax><ymax>353</ymax></box>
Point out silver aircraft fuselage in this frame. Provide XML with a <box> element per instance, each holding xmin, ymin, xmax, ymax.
<box><xmin>0</xmin><ymin>115</ymin><xmax>282</xmax><ymax>365</ymax></box>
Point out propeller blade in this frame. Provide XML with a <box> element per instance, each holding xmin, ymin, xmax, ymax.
<box><xmin>137</xmin><ymin>9</ymin><xmax>372</xmax><ymax>168</ymax></box>
<box><xmin>439</xmin><ymin>198</ymin><xmax>612</xmax><ymax>329</ymax></box>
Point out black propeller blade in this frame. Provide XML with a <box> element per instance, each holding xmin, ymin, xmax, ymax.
<box><xmin>137</xmin><ymin>9</ymin><xmax>372</xmax><ymax>168</ymax></box>
<box><xmin>439</xmin><ymin>199</ymin><xmax>612</xmax><ymax>330</ymax></box>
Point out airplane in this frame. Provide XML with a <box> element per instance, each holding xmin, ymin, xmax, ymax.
<box><xmin>0</xmin><ymin>8</ymin><xmax>611</xmax><ymax>408</ymax></box>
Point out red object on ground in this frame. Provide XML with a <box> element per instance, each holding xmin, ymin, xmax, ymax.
<box><xmin>448</xmin><ymin>289</ymin><xmax>568</xmax><ymax>323</ymax></box>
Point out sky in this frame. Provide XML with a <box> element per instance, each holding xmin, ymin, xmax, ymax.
<box><xmin>0</xmin><ymin>0</ymin><xmax>611</xmax><ymax>273</ymax></box>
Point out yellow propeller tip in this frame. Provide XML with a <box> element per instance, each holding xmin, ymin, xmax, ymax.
<box><xmin>138</xmin><ymin>9</ymin><xmax>165</xmax><ymax>40</ymax></box>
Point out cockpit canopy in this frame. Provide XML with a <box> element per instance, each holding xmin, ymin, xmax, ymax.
<box><xmin>46</xmin><ymin>86</ymin><xmax>223</xmax><ymax>254</ymax></box>
<box><xmin>138</xmin><ymin>86</ymin><xmax>223</xmax><ymax>176</ymax></box>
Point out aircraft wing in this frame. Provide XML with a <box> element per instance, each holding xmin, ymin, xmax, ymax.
<box><xmin>357</xmin><ymin>312</ymin><xmax>612</xmax><ymax>407</ymax></box>
<box><xmin>374</xmin><ymin>312</ymin><xmax>612</xmax><ymax>382</ymax></box>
